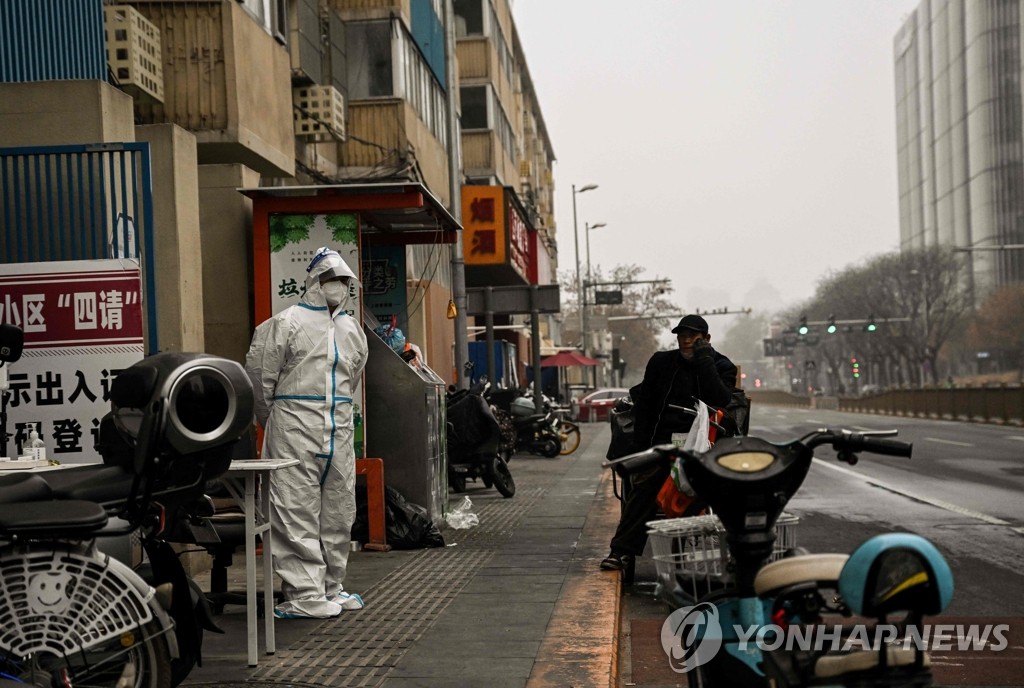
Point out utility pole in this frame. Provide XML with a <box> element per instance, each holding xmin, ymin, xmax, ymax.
<box><xmin>444</xmin><ymin>0</ymin><xmax>468</xmax><ymax>388</ymax></box>
<box><xmin>571</xmin><ymin>184</ymin><xmax>597</xmax><ymax>356</ymax></box>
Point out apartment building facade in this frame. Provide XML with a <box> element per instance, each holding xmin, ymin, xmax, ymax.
<box><xmin>894</xmin><ymin>0</ymin><xmax>1024</xmax><ymax>301</ymax></box>
<box><xmin>453</xmin><ymin>0</ymin><xmax>559</xmax><ymax>384</ymax></box>
<box><xmin>0</xmin><ymin>0</ymin><xmax>558</xmax><ymax>383</ymax></box>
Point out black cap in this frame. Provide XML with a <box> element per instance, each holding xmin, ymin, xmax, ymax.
<box><xmin>671</xmin><ymin>314</ymin><xmax>709</xmax><ymax>335</ymax></box>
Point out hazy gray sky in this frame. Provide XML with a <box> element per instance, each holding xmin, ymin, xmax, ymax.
<box><xmin>513</xmin><ymin>0</ymin><xmax>920</xmax><ymax>323</ymax></box>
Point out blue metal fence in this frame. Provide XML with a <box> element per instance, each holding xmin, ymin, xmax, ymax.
<box><xmin>0</xmin><ymin>142</ymin><xmax>158</xmax><ymax>350</ymax></box>
<box><xmin>0</xmin><ymin>0</ymin><xmax>107</xmax><ymax>83</ymax></box>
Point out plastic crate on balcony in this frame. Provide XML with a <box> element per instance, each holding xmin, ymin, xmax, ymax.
<box><xmin>293</xmin><ymin>85</ymin><xmax>346</xmax><ymax>142</ymax></box>
<box><xmin>104</xmin><ymin>5</ymin><xmax>164</xmax><ymax>103</ymax></box>
<box><xmin>647</xmin><ymin>511</ymin><xmax>800</xmax><ymax>604</ymax></box>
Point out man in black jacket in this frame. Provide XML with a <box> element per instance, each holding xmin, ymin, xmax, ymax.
<box><xmin>600</xmin><ymin>314</ymin><xmax>737</xmax><ymax>572</ymax></box>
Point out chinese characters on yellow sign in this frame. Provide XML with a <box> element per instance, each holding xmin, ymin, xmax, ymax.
<box><xmin>463</xmin><ymin>186</ymin><xmax>506</xmax><ymax>265</ymax></box>
<box><xmin>461</xmin><ymin>186</ymin><xmax>534</xmax><ymax>283</ymax></box>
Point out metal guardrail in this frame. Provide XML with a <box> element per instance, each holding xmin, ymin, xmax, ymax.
<box><xmin>748</xmin><ymin>387</ymin><xmax>1024</xmax><ymax>426</ymax></box>
<box><xmin>840</xmin><ymin>386</ymin><xmax>1024</xmax><ymax>425</ymax></box>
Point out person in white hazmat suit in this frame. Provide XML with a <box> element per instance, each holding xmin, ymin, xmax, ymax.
<box><xmin>246</xmin><ymin>247</ymin><xmax>369</xmax><ymax>619</ymax></box>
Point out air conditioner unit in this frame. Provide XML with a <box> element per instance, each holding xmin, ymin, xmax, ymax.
<box><xmin>293</xmin><ymin>85</ymin><xmax>347</xmax><ymax>142</ymax></box>
<box><xmin>519</xmin><ymin>159</ymin><xmax>532</xmax><ymax>179</ymax></box>
<box><xmin>104</xmin><ymin>5</ymin><xmax>164</xmax><ymax>103</ymax></box>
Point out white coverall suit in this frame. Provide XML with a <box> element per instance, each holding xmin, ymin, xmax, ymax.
<box><xmin>246</xmin><ymin>248</ymin><xmax>368</xmax><ymax>618</ymax></box>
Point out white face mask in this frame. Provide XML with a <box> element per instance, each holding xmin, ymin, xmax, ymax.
<box><xmin>321</xmin><ymin>280</ymin><xmax>348</xmax><ymax>308</ymax></box>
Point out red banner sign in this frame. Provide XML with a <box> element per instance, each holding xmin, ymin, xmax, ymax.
<box><xmin>0</xmin><ymin>266</ymin><xmax>143</xmax><ymax>348</ymax></box>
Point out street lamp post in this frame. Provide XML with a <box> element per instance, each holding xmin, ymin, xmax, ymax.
<box><xmin>571</xmin><ymin>183</ymin><xmax>598</xmax><ymax>354</ymax></box>
<box><xmin>584</xmin><ymin>221</ymin><xmax>606</xmax><ymax>385</ymax></box>
<box><xmin>585</xmin><ymin>221</ymin><xmax>607</xmax><ymax>299</ymax></box>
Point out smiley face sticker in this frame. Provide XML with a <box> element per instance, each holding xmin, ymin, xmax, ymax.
<box><xmin>27</xmin><ymin>571</ymin><xmax>74</xmax><ymax>615</ymax></box>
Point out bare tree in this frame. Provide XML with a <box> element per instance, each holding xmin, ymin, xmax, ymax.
<box><xmin>559</xmin><ymin>263</ymin><xmax>676</xmax><ymax>386</ymax></box>
<box><xmin>968</xmin><ymin>283</ymin><xmax>1024</xmax><ymax>377</ymax></box>
<box><xmin>768</xmin><ymin>246</ymin><xmax>971</xmax><ymax>391</ymax></box>
<box><xmin>871</xmin><ymin>247</ymin><xmax>972</xmax><ymax>385</ymax></box>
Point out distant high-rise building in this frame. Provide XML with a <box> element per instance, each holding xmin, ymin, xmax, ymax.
<box><xmin>894</xmin><ymin>0</ymin><xmax>1024</xmax><ymax>300</ymax></box>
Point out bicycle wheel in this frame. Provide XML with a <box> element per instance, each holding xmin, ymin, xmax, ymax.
<box><xmin>0</xmin><ymin>544</ymin><xmax>173</xmax><ymax>688</ymax></box>
<box><xmin>558</xmin><ymin>420</ymin><xmax>581</xmax><ymax>455</ymax></box>
<box><xmin>0</xmin><ymin>618</ymin><xmax>172</xmax><ymax>688</ymax></box>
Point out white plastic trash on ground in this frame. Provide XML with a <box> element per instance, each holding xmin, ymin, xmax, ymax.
<box><xmin>444</xmin><ymin>496</ymin><xmax>480</xmax><ymax>529</ymax></box>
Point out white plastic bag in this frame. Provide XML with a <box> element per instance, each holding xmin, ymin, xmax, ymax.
<box><xmin>682</xmin><ymin>400</ymin><xmax>711</xmax><ymax>453</ymax></box>
<box><xmin>444</xmin><ymin>496</ymin><xmax>480</xmax><ymax>529</ymax></box>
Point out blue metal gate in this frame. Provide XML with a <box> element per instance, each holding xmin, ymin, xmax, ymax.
<box><xmin>0</xmin><ymin>142</ymin><xmax>159</xmax><ymax>350</ymax></box>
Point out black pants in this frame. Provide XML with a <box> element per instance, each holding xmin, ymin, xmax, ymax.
<box><xmin>610</xmin><ymin>461</ymin><xmax>671</xmax><ymax>556</ymax></box>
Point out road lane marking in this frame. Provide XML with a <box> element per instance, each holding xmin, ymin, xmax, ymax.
<box><xmin>924</xmin><ymin>437</ymin><xmax>973</xmax><ymax>447</ymax></box>
<box><xmin>812</xmin><ymin>459</ymin><xmax>1012</xmax><ymax>526</ymax></box>
<box><xmin>1008</xmin><ymin>436</ymin><xmax>1024</xmax><ymax>442</ymax></box>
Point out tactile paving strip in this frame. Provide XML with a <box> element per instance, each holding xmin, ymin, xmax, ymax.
<box><xmin>251</xmin><ymin>487</ymin><xmax>544</xmax><ymax>686</ymax></box>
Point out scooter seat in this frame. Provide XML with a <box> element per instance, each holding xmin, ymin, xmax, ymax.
<box><xmin>0</xmin><ymin>499</ymin><xmax>109</xmax><ymax>537</ymax></box>
<box><xmin>754</xmin><ymin>554</ymin><xmax>849</xmax><ymax>596</ymax></box>
<box><xmin>0</xmin><ymin>473</ymin><xmax>53</xmax><ymax>503</ymax></box>
<box><xmin>815</xmin><ymin>646</ymin><xmax>930</xmax><ymax>679</ymax></box>
<box><xmin>48</xmin><ymin>465</ymin><xmax>136</xmax><ymax>503</ymax></box>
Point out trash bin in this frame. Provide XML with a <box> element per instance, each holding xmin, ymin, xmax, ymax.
<box><xmin>363</xmin><ymin>321</ymin><xmax>447</xmax><ymax>524</ymax></box>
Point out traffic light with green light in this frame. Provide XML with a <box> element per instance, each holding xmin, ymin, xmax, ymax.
<box><xmin>827</xmin><ymin>314</ymin><xmax>837</xmax><ymax>334</ymax></box>
<box><xmin>865</xmin><ymin>314</ymin><xmax>877</xmax><ymax>332</ymax></box>
<box><xmin>851</xmin><ymin>357</ymin><xmax>860</xmax><ymax>378</ymax></box>
<box><xmin>798</xmin><ymin>314</ymin><xmax>809</xmax><ymax>336</ymax></box>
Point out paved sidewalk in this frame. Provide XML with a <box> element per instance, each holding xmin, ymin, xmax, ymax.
<box><xmin>182</xmin><ymin>422</ymin><xmax>622</xmax><ymax>687</ymax></box>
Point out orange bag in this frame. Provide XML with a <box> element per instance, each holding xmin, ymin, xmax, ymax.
<box><xmin>656</xmin><ymin>408</ymin><xmax>726</xmax><ymax>517</ymax></box>
<box><xmin>656</xmin><ymin>475</ymin><xmax>695</xmax><ymax>517</ymax></box>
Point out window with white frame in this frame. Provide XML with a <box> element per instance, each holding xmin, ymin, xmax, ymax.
<box><xmin>347</xmin><ymin>19</ymin><xmax>449</xmax><ymax>150</ymax></box>
<box><xmin>454</xmin><ymin>0</ymin><xmax>484</xmax><ymax>36</ymax></box>
<box><xmin>346</xmin><ymin>21</ymin><xmax>394</xmax><ymax>98</ymax></box>
<box><xmin>460</xmin><ymin>86</ymin><xmax>487</xmax><ymax>129</ymax></box>
<box><xmin>459</xmin><ymin>84</ymin><xmax>515</xmax><ymax>159</ymax></box>
<box><xmin>238</xmin><ymin>0</ymin><xmax>287</xmax><ymax>43</ymax></box>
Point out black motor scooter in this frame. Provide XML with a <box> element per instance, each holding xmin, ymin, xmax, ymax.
<box><xmin>487</xmin><ymin>388</ymin><xmax>576</xmax><ymax>459</ymax></box>
<box><xmin>0</xmin><ymin>345</ymin><xmax>253</xmax><ymax>688</ymax></box>
<box><xmin>445</xmin><ymin>382</ymin><xmax>516</xmax><ymax>497</ymax></box>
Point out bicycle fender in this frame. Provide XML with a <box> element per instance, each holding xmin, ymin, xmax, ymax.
<box><xmin>106</xmin><ymin>554</ymin><xmax>181</xmax><ymax>660</ymax></box>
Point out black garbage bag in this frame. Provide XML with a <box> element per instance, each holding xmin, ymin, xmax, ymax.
<box><xmin>384</xmin><ymin>486</ymin><xmax>445</xmax><ymax>549</ymax></box>
<box><xmin>352</xmin><ymin>485</ymin><xmax>445</xmax><ymax>550</ymax></box>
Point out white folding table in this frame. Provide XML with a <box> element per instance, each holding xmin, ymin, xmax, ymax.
<box><xmin>221</xmin><ymin>458</ymin><xmax>299</xmax><ymax>667</ymax></box>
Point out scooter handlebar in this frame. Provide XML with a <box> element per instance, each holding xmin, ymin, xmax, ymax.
<box><xmin>602</xmin><ymin>429</ymin><xmax>912</xmax><ymax>475</ymax></box>
<box><xmin>601</xmin><ymin>445</ymin><xmax>674</xmax><ymax>473</ymax></box>
<box><xmin>844</xmin><ymin>434</ymin><xmax>913</xmax><ymax>458</ymax></box>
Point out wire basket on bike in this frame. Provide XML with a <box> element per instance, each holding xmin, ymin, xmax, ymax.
<box><xmin>647</xmin><ymin>511</ymin><xmax>799</xmax><ymax>604</ymax></box>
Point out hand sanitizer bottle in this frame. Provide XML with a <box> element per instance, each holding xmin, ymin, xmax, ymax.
<box><xmin>28</xmin><ymin>426</ymin><xmax>46</xmax><ymax>462</ymax></box>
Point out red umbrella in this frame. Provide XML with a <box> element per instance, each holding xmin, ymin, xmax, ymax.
<box><xmin>541</xmin><ymin>351</ymin><xmax>599</xmax><ymax>367</ymax></box>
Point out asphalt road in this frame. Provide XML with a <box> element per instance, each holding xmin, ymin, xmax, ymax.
<box><xmin>750</xmin><ymin>406</ymin><xmax>1024</xmax><ymax>615</ymax></box>
<box><xmin>617</xmin><ymin>407</ymin><xmax>1024</xmax><ymax>687</ymax></box>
